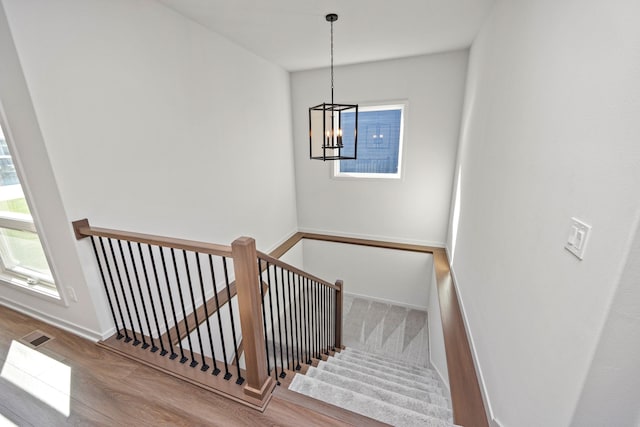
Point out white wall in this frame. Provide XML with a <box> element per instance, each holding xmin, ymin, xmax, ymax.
<box><xmin>278</xmin><ymin>238</ymin><xmax>304</xmax><ymax>269</ymax></box>
<box><xmin>428</xmin><ymin>266</ymin><xmax>448</xmax><ymax>388</ymax></box>
<box><xmin>0</xmin><ymin>0</ymin><xmax>298</xmax><ymax>337</ymax></box>
<box><xmin>291</xmin><ymin>52</ymin><xmax>468</xmax><ymax>247</ymax></box>
<box><xmin>0</xmin><ymin>3</ymin><xmax>106</xmax><ymax>340</ymax></box>
<box><xmin>301</xmin><ymin>240</ymin><xmax>432</xmax><ymax>311</ymax></box>
<box><xmin>447</xmin><ymin>1</ymin><xmax>640</xmax><ymax>426</ymax></box>
<box><xmin>570</xmin><ymin>214</ymin><xmax>640</xmax><ymax>427</ymax></box>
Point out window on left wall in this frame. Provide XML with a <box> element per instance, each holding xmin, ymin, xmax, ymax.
<box><xmin>0</xmin><ymin>124</ymin><xmax>57</xmax><ymax>298</ymax></box>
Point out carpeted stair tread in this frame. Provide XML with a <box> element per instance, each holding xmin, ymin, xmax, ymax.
<box><xmin>341</xmin><ymin>347</ymin><xmax>434</xmax><ymax>373</ymax></box>
<box><xmin>334</xmin><ymin>352</ymin><xmax>437</xmax><ymax>380</ymax></box>
<box><xmin>289</xmin><ymin>374</ymin><xmax>455</xmax><ymax>427</ymax></box>
<box><xmin>325</xmin><ymin>357</ymin><xmax>443</xmax><ymax>389</ymax></box>
<box><xmin>343</xmin><ymin>347</ymin><xmax>432</xmax><ymax>371</ymax></box>
<box><xmin>316</xmin><ymin>360</ymin><xmax>448</xmax><ymax>400</ymax></box>
<box><xmin>304</xmin><ymin>367</ymin><xmax>453</xmax><ymax>422</ymax></box>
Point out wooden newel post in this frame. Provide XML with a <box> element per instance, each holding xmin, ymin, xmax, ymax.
<box><xmin>335</xmin><ymin>280</ymin><xmax>343</xmax><ymax>349</ymax></box>
<box><xmin>231</xmin><ymin>237</ymin><xmax>274</xmax><ymax>401</ymax></box>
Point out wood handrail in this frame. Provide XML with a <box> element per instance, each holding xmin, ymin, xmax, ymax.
<box><xmin>300</xmin><ymin>232</ymin><xmax>439</xmax><ymax>254</ymax></box>
<box><xmin>72</xmin><ymin>218</ymin><xmax>232</xmax><ymax>257</ymax></box>
<box><xmin>257</xmin><ymin>251</ymin><xmax>338</xmax><ymax>290</ymax></box>
<box><xmin>434</xmin><ymin>249</ymin><xmax>489</xmax><ymax>427</ymax></box>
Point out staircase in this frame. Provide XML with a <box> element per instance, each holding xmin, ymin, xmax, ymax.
<box><xmin>288</xmin><ymin>347</ymin><xmax>456</xmax><ymax>426</ymax></box>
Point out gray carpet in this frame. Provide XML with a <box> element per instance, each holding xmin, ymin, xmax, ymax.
<box><xmin>342</xmin><ymin>294</ymin><xmax>430</xmax><ymax>367</ymax></box>
<box><xmin>289</xmin><ymin>347</ymin><xmax>455</xmax><ymax>426</ymax></box>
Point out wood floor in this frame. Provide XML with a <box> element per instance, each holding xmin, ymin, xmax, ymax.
<box><xmin>0</xmin><ymin>305</ymin><xmax>385</xmax><ymax>426</ymax></box>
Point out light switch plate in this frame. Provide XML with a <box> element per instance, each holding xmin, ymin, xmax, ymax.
<box><xmin>565</xmin><ymin>217</ymin><xmax>591</xmax><ymax>260</ymax></box>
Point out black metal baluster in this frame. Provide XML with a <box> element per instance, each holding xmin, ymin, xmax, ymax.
<box><xmin>330</xmin><ymin>288</ymin><xmax>334</xmax><ymax>350</ymax></box>
<box><xmin>182</xmin><ymin>250</ymin><xmax>206</xmax><ymax>368</ymax></box>
<box><xmin>321</xmin><ymin>285</ymin><xmax>325</xmax><ymax>356</ymax></box>
<box><xmin>274</xmin><ymin>267</ymin><xmax>286</xmax><ymax>377</ymax></box>
<box><xmin>116</xmin><ymin>240</ymin><xmax>145</xmax><ymax>347</ymax></box>
<box><xmin>196</xmin><ymin>253</ymin><xmax>217</xmax><ymax>373</ymax></box>
<box><xmin>313</xmin><ymin>281</ymin><xmax>322</xmax><ymax>360</ymax></box>
<box><xmin>314</xmin><ymin>281</ymin><xmax>320</xmax><ymax>359</ymax></box>
<box><xmin>332</xmin><ymin>288</ymin><xmax>336</xmax><ymax>350</ymax></box>
<box><xmin>310</xmin><ymin>279</ymin><xmax>316</xmax><ymax>360</ymax></box>
<box><xmin>159</xmin><ymin>247</ymin><xmax>182</xmax><ymax>360</ymax></box>
<box><xmin>320</xmin><ymin>284</ymin><xmax>325</xmax><ymax>355</ymax></box>
<box><xmin>125</xmin><ymin>241</ymin><xmax>153</xmax><ymax>350</ymax></box>
<box><xmin>298</xmin><ymin>275</ymin><xmax>305</xmax><ymax>365</ymax></box>
<box><xmin>326</xmin><ymin>286</ymin><xmax>330</xmax><ymax>354</ymax></box>
<box><xmin>170</xmin><ymin>248</ymin><xmax>194</xmax><ymax>365</ymax></box>
<box><xmin>300</xmin><ymin>275</ymin><xmax>307</xmax><ymax>365</ymax></box>
<box><xmin>258</xmin><ymin>259</ymin><xmax>272</xmax><ymax>377</ymax></box>
<box><xmin>325</xmin><ymin>286</ymin><xmax>329</xmax><ymax>355</ymax></box>
<box><xmin>287</xmin><ymin>271</ymin><xmax>299</xmax><ymax>370</ymax></box>
<box><xmin>91</xmin><ymin>237</ymin><xmax>123</xmax><ymax>339</ymax></box>
<box><xmin>294</xmin><ymin>273</ymin><xmax>303</xmax><ymax>370</ymax></box>
<box><xmin>265</xmin><ymin>263</ymin><xmax>280</xmax><ymax>383</ymax></box>
<box><xmin>280</xmin><ymin>267</ymin><xmax>291</xmax><ymax>371</ymax></box>
<box><xmin>222</xmin><ymin>257</ymin><xmax>244</xmax><ymax>384</ymax></box>
<box><xmin>304</xmin><ymin>277</ymin><xmax>311</xmax><ymax>364</ymax></box>
<box><xmin>319</xmin><ymin>284</ymin><xmax>324</xmax><ymax>356</ymax></box>
<box><xmin>209</xmin><ymin>254</ymin><xmax>226</xmax><ymax>377</ymax></box>
<box><xmin>148</xmin><ymin>244</ymin><xmax>173</xmax><ymax>357</ymax></box>
<box><xmin>107</xmin><ymin>238</ymin><xmax>138</xmax><ymax>344</ymax></box>
<box><xmin>136</xmin><ymin>243</ymin><xmax>161</xmax><ymax>353</ymax></box>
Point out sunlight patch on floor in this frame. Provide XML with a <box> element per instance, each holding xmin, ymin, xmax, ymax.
<box><xmin>1</xmin><ymin>340</ymin><xmax>70</xmax><ymax>417</ymax></box>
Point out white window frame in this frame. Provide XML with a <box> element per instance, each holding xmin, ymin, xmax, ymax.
<box><xmin>333</xmin><ymin>102</ymin><xmax>407</xmax><ymax>180</ymax></box>
<box><xmin>0</xmin><ymin>122</ymin><xmax>59</xmax><ymax>300</ymax></box>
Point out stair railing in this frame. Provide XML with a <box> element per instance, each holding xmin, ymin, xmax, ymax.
<box><xmin>72</xmin><ymin>219</ymin><xmax>341</xmax><ymax>409</ymax></box>
<box><xmin>255</xmin><ymin>251</ymin><xmax>343</xmax><ymax>385</ymax></box>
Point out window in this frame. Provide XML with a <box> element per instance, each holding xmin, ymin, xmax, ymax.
<box><xmin>334</xmin><ymin>103</ymin><xmax>406</xmax><ymax>179</ymax></box>
<box><xmin>0</xmin><ymin>124</ymin><xmax>57</xmax><ymax>298</ymax></box>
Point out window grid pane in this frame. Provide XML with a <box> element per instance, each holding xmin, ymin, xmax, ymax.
<box><xmin>339</xmin><ymin>107</ymin><xmax>403</xmax><ymax>175</ymax></box>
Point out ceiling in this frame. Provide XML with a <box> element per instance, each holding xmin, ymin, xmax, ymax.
<box><xmin>157</xmin><ymin>0</ymin><xmax>495</xmax><ymax>71</ymax></box>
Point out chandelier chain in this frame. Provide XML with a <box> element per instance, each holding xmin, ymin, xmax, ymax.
<box><xmin>330</xmin><ymin>18</ymin><xmax>334</xmax><ymax>105</ymax></box>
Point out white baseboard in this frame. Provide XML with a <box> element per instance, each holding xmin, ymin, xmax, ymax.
<box><xmin>445</xmin><ymin>246</ymin><xmax>496</xmax><ymax>425</ymax></box>
<box><xmin>0</xmin><ymin>297</ymin><xmax>105</xmax><ymax>342</ymax></box>
<box><xmin>298</xmin><ymin>227</ymin><xmax>445</xmax><ymax>249</ymax></box>
<box><xmin>343</xmin><ymin>291</ymin><xmax>427</xmax><ymax>312</ymax></box>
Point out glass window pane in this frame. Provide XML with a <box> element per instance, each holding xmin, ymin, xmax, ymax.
<box><xmin>0</xmin><ymin>125</ymin><xmax>55</xmax><ymax>289</ymax></box>
<box><xmin>339</xmin><ymin>106</ymin><xmax>403</xmax><ymax>175</ymax></box>
<box><xmin>0</xmin><ymin>227</ymin><xmax>52</xmax><ymax>282</ymax></box>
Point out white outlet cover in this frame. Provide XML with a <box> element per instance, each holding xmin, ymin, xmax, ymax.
<box><xmin>565</xmin><ymin>217</ymin><xmax>592</xmax><ymax>260</ymax></box>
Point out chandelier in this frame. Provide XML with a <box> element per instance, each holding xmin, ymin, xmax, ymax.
<box><xmin>309</xmin><ymin>13</ymin><xmax>358</xmax><ymax>161</ymax></box>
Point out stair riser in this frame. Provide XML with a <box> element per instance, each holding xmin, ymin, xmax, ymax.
<box><xmin>334</xmin><ymin>353</ymin><xmax>437</xmax><ymax>380</ymax></box>
<box><xmin>305</xmin><ymin>367</ymin><xmax>453</xmax><ymax>422</ymax></box>
<box><xmin>289</xmin><ymin>375</ymin><xmax>455</xmax><ymax>427</ymax></box>
<box><xmin>316</xmin><ymin>362</ymin><xmax>449</xmax><ymax>406</ymax></box>
<box><xmin>324</xmin><ymin>358</ymin><xmax>445</xmax><ymax>392</ymax></box>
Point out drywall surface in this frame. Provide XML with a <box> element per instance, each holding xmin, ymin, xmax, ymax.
<box><xmin>1</xmin><ymin>0</ymin><xmax>297</xmax><ymax>336</ymax></box>
<box><xmin>278</xmin><ymin>239</ymin><xmax>304</xmax><ymax>269</ymax></box>
<box><xmin>291</xmin><ymin>52</ymin><xmax>468</xmax><ymax>246</ymax></box>
<box><xmin>447</xmin><ymin>0</ymin><xmax>640</xmax><ymax>425</ymax></box>
<box><xmin>570</xmin><ymin>214</ymin><xmax>640</xmax><ymax>427</ymax></box>
<box><xmin>428</xmin><ymin>266</ymin><xmax>448</xmax><ymax>387</ymax></box>
<box><xmin>301</xmin><ymin>240</ymin><xmax>432</xmax><ymax>310</ymax></box>
<box><xmin>0</xmin><ymin>3</ymin><xmax>107</xmax><ymax>339</ymax></box>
